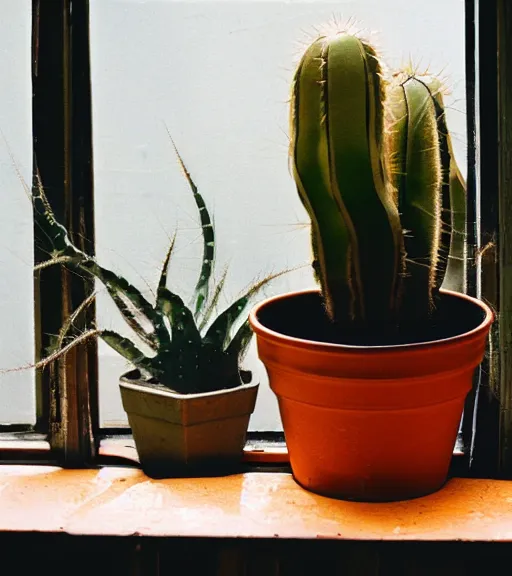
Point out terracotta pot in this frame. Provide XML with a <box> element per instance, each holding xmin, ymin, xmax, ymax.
<box><xmin>119</xmin><ymin>371</ymin><xmax>258</xmax><ymax>478</ymax></box>
<box><xmin>249</xmin><ymin>289</ymin><xmax>493</xmax><ymax>502</ymax></box>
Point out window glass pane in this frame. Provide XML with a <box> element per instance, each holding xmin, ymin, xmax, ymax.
<box><xmin>0</xmin><ymin>0</ymin><xmax>35</xmax><ymax>424</ymax></box>
<box><xmin>90</xmin><ymin>0</ymin><xmax>466</xmax><ymax>430</ymax></box>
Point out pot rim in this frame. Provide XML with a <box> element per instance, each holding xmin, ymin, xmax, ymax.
<box><xmin>249</xmin><ymin>288</ymin><xmax>493</xmax><ymax>354</ymax></box>
<box><xmin>119</xmin><ymin>371</ymin><xmax>259</xmax><ymax>400</ymax></box>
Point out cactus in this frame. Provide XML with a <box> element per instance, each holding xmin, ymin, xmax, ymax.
<box><xmin>290</xmin><ymin>33</ymin><xmax>404</xmax><ymax>339</ymax></box>
<box><xmin>290</xmin><ymin>31</ymin><xmax>465</xmax><ymax>341</ymax></box>
<box><xmin>30</xmin><ymin>141</ymin><xmax>286</xmax><ymax>394</ymax></box>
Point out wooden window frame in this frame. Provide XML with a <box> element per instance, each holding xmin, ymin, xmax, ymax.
<box><xmin>1</xmin><ymin>0</ymin><xmax>510</xmax><ymax>476</ymax></box>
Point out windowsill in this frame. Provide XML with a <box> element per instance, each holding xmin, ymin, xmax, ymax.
<box><xmin>98</xmin><ymin>435</ymin><xmax>465</xmax><ymax>465</ymax></box>
<box><xmin>1</xmin><ymin>465</ymin><xmax>512</xmax><ymax>541</ymax></box>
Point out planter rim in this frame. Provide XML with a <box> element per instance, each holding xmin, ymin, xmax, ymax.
<box><xmin>249</xmin><ymin>288</ymin><xmax>493</xmax><ymax>354</ymax></box>
<box><xmin>119</xmin><ymin>372</ymin><xmax>258</xmax><ymax>400</ymax></box>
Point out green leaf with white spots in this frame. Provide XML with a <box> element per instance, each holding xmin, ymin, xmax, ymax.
<box><xmin>165</xmin><ymin>129</ymin><xmax>215</xmax><ymax>319</ymax></box>
<box><xmin>100</xmin><ymin>329</ymin><xmax>154</xmax><ymax>377</ymax></box>
<box><xmin>205</xmin><ymin>270</ymin><xmax>289</xmax><ymax>349</ymax></box>
<box><xmin>158</xmin><ymin>230</ymin><xmax>178</xmax><ymax>290</ymax></box>
<box><xmin>198</xmin><ymin>266</ymin><xmax>229</xmax><ymax>333</ymax></box>
<box><xmin>157</xmin><ymin>286</ymin><xmax>201</xmax><ymax>346</ymax></box>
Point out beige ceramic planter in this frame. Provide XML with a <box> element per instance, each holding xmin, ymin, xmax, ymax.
<box><xmin>119</xmin><ymin>371</ymin><xmax>258</xmax><ymax>478</ymax></box>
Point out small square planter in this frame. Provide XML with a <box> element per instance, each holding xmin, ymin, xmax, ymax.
<box><xmin>120</xmin><ymin>370</ymin><xmax>259</xmax><ymax>478</ymax></box>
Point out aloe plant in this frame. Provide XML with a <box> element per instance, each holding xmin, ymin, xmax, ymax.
<box><xmin>290</xmin><ymin>31</ymin><xmax>466</xmax><ymax>340</ymax></box>
<box><xmin>31</xmin><ymin>142</ymin><xmax>285</xmax><ymax>394</ymax></box>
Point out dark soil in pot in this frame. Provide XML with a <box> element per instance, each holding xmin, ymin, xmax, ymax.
<box><xmin>255</xmin><ymin>290</ymin><xmax>487</xmax><ymax>347</ymax></box>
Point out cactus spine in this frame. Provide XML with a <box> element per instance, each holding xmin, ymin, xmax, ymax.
<box><xmin>291</xmin><ymin>32</ymin><xmax>465</xmax><ymax>341</ymax></box>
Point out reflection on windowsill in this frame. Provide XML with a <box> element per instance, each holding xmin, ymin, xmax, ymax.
<box><xmin>0</xmin><ymin>464</ymin><xmax>510</xmax><ymax>540</ymax></box>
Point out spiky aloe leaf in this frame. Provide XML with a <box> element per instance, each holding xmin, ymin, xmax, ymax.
<box><xmin>223</xmin><ymin>320</ymin><xmax>254</xmax><ymax>385</ymax></box>
<box><xmin>79</xmin><ymin>260</ymin><xmax>168</xmax><ymax>347</ymax></box>
<box><xmin>107</xmin><ymin>290</ymin><xmax>158</xmax><ymax>350</ymax></box>
<box><xmin>34</xmin><ymin>255</ymin><xmax>76</xmax><ymax>272</ymax></box>
<box><xmin>291</xmin><ymin>33</ymin><xmax>403</xmax><ymax>333</ymax></box>
<box><xmin>167</xmin><ymin>131</ymin><xmax>215</xmax><ymax>318</ymax></box>
<box><xmin>158</xmin><ymin>230</ymin><xmax>178</xmax><ymax>290</ymax></box>
<box><xmin>54</xmin><ymin>292</ymin><xmax>96</xmax><ymax>353</ymax></box>
<box><xmin>157</xmin><ymin>286</ymin><xmax>201</xmax><ymax>347</ymax></box>
<box><xmin>100</xmin><ymin>330</ymin><xmax>154</xmax><ymax>376</ymax></box>
<box><xmin>191</xmin><ymin>186</ymin><xmax>215</xmax><ymax>318</ymax></box>
<box><xmin>31</xmin><ymin>177</ymin><xmax>163</xmax><ymax>348</ymax></box>
<box><xmin>225</xmin><ymin>319</ymin><xmax>253</xmax><ymax>361</ymax></box>
<box><xmin>32</xmin><ymin>180</ymin><xmax>83</xmax><ymax>260</ymax></box>
<box><xmin>205</xmin><ymin>270</ymin><xmax>288</xmax><ymax>349</ymax></box>
<box><xmin>30</xmin><ymin>329</ymin><xmax>101</xmax><ymax>372</ymax></box>
<box><xmin>38</xmin><ymin>254</ymin><xmax>162</xmax><ymax>350</ymax></box>
<box><xmin>198</xmin><ymin>266</ymin><xmax>229</xmax><ymax>332</ymax></box>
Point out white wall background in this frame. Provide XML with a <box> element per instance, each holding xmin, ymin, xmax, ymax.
<box><xmin>0</xmin><ymin>1</ymin><xmax>34</xmax><ymax>424</ymax></box>
<box><xmin>89</xmin><ymin>0</ymin><xmax>466</xmax><ymax>429</ymax></box>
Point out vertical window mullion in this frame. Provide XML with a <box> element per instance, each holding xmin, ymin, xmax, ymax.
<box><xmin>461</xmin><ymin>0</ymin><xmax>481</xmax><ymax>469</ymax></box>
<box><xmin>495</xmin><ymin>0</ymin><xmax>512</xmax><ymax>476</ymax></box>
<box><xmin>465</xmin><ymin>0</ymin><xmax>501</xmax><ymax>477</ymax></box>
<box><xmin>32</xmin><ymin>0</ymin><xmax>97</xmax><ymax>465</ymax></box>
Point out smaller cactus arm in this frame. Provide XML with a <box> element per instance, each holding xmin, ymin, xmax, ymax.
<box><xmin>392</xmin><ymin>76</ymin><xmax>443</xmax><ymax>318</ymax></box>
<box><xmin>158</xmin><ymin>230</ymin><xmax>177</xmax><ymax>290</ymax></box>
<box><xmin>424</xmin><ymin>78</ymin><xmax>452</xmax><ymax>291</ymax></box>
<box><xmin>443</xmin><ymin>162</ymin><xmax>467</xmax><ymax>291</ymax></box>
<box><xmin>427</xmin><ymin>79</ymin><xmax>466</xmax><ymax>293</ymax></box>
<box><xmin>386</xmin><ymin>81</ymin><xmax>408</xmax><ymax>205</ymax></box>
<box><xmin>290</xmin><ymin>38</ymin><xmax>358</xmax><ymax>324</ymax></box>
<box><xmin>166</xmin><ymin>132</ymin><xmax>214</xmax><ymax>318</ymax></box>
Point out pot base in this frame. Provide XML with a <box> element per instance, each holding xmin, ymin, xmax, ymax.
<box><xmin>140</xmin><ymin>458</ymin><xmax>241</xmax><ymax>480</ymax></box>
<box><xmin>292</xmin><ymin>474</ymin><xmax>448</xmax><ymax>503</ymax></box>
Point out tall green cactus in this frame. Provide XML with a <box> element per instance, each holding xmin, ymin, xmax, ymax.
<box><xmin>290</xmin><ymin>33</ymin><xmax>404</xmax><ymax>338</ymax></box>
<box><xmin>290</xmin><ymin>32</ymin><xmax>465</xmax><ymax>340</ymax></box>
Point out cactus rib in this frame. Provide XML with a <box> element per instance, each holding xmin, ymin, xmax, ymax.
<box><xmin>291</xmin><ymin>32</ymin><xmax>403</xmax><ymax>335</ymax></box>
